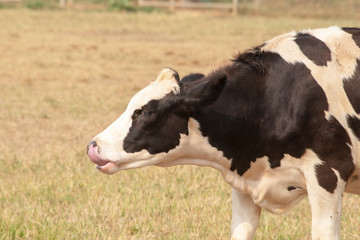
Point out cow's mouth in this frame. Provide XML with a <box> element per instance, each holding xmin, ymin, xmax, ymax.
<box><xmin>87</xmin><ymin>144</ymin><xmax>119</xmax><ymax>174</ymax></box>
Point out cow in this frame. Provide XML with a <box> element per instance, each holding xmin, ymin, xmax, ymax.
<box><xmin>87</xmin><ymin>26</ymin><xmax>360</xmax><ymax>240</ymax></box>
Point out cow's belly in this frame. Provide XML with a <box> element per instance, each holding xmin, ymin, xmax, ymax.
<box><xmin>223</xmin><ymin>156</ymin><xmax>308</xmax><ymax>214</ymax></box>
<box><xmin>222</xmin><ymin>144</ymin><xmax>360</xmax><ymax>213</ymax></box>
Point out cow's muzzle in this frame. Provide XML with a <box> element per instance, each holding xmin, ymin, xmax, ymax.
<box><xmin>87</xmin><ymin>141</ymin><xmax>110</xmax><ymax>167</ymax></box>
<box><xmin>87</xmin><ymin>141</ymin><xmax>120</xmax><ymax>174</ymax></box>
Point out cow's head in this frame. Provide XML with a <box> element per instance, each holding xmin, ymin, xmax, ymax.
<box><xmin>87</xmin><ymin>68</ymin><xmax>226</xmax><ymax>174</ymax></box>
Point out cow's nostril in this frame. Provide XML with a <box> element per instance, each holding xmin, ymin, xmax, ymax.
<box><xmin>91</xmin><ymin>141</ymin><xmax>97</xmax><ymax>147</ymax></box>
<box><xmin>87</xmin><ymin>140</ymin><xmax>97</xmax><ymax>153</ymax></box>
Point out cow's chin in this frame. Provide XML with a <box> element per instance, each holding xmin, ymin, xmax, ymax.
<box><xmin>97</xmin><ymin>161</ymin><xmax>120</xmax><ymax>175</ymax></box>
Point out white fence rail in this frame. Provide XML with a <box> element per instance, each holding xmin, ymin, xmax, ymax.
<box><xmin>59</xmin><ymin>0</ymin><xmax>73</xmax><ymax>7</ymax></box>
<box><xmin>138</xmin><ymin>0</ymin><xmax>239</xmax><ymax>15</ymax></box>
<box><xmin>57</xmin><ymin>0</ymin><xmax>243</xmax><ymax>15</ymax></box>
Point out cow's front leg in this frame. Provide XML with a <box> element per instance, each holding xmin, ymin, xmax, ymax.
<box><xmin>306</xmin><ymin>175</ymin><xmax>346</xmax><ymax>240</ymax></box>
<box><xmin>230</xmin><ymin>188</ymin><xmax>261</xmax><ymax>240</ymax></box>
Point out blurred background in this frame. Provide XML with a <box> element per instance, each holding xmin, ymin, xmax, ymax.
<box><xmin>1</xmin><ymin>0</ymin><xmax>360</xmax><ymax>17</ymax></box>
<box><xmin>0</xmin><ymin>0</ymin><xmax>359</xmax><ymax>239</ymax></box>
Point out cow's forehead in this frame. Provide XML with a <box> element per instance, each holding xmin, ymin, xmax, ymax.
<box><xmin>127</xmin><ymin>68</ymin><xmax>180</xmax><ymax>111</ymax></box>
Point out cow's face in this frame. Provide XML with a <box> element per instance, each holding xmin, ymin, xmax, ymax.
<box><xmin>87</xmin><ymin>68</ymin><xmax>226</xmax><ymax>174</ymax></box>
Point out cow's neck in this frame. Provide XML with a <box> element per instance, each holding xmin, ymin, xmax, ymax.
<box><xmin>155</xmin><ymin>117</ymin><xmax>232</xmax><ymax>172</ymax></box>
<box><xmin>190</xmin><ymin>64</ymin><xmax>266</xmax><ymax>176</ymax></box>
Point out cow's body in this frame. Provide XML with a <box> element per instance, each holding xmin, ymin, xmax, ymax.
<box><xmin>87</xmin><ymin>26</ymin><xmax>360</xmax><ymax>239</ymax></box>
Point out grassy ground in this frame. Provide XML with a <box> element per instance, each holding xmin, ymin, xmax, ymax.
<box><xmin>0</xmin><ymin>8</ymin><xmax>359</xmax><ymax>240</ymax></box>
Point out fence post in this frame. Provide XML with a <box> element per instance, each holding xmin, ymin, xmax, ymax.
<box><xmin>169</xmin><ymin>0</ymin><xmax>175</xmax><ymax>11</ymax></box>
<box><xmin>59</xmin><ymin>0</ymin><xmax>73</xmax><ymax>8</ymax></box>
<box><xmin>232</xmin><ymin>0</ymin><xmax>238</xmax><ymax>16</ymax></box>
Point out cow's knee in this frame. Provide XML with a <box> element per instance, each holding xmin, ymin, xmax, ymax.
<box><xmin>230</xmin><ymin>189</ymin><xmax>261</xmax><ymax>240</ymax></box>
<box><xmin>231</xmin><ymin>223</ymin><xmax>257</xmax><ymax>240</ymax></box>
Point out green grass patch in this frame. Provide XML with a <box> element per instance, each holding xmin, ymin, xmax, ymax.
<box><xmin>24</xmin><ymin>0</ymin><xmax>58</xmax><ymax>9</ymax></box>
<box><xmin>109</xmin><ymin>0</ymin><xmax>136</xmax><ymax>11</ymax></box>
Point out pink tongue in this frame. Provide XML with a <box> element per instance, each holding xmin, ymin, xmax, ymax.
<box><xmin>87</xmin><ymin>146</ymin><xmax>109</xmax><ymax>166</ymax></box>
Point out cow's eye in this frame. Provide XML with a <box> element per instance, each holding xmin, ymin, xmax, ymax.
<box><xmin>132</xmin><ymin>109</ymin><xmax>142</xmax><ymax>119</ymax></box>
<box><xmin>141</xmin><ymin>110</ymin><xmax>151</xmax><ymax>116</ymax></box>
<box><xmin>132</xmin><ymin>108</ymin><xmax>153</xmax><ymax>120</ymax></box>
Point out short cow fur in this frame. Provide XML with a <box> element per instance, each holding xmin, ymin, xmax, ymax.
<box><xmin>87</xmin><ymin>26</ymin><xmax>360</xmax><ymax>240</ymax></box>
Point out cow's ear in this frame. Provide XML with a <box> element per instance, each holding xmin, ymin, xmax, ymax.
<box><xmin>185</xmin><ymin>72</ymin><xmax>227</xmax><ymax>105</ymax></box>
<box><xmin>180</xmin><ymin>73</ymin><xmax>205</xmax><ymax>83</ymax></box>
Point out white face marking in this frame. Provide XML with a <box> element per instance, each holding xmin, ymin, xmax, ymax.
<box><xmin>93</xmin><ymin>68</ymin><xmax>181</xmax><ymax>166</ymax></box>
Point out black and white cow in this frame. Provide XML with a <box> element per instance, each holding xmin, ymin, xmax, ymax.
<box><xmin>87</xmin><ymin>26</ymin><xmax>360</xmax><ymax>240</ymax></box>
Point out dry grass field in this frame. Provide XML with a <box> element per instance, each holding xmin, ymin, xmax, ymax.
<box><xmin>0</xmin><ymin>6</ymin><xmax>360</xmax><ymax>239</ymax></box>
